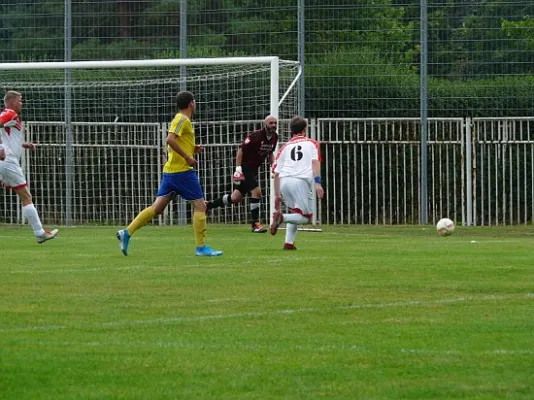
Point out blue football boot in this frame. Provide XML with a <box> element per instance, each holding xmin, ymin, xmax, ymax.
<box><xmin>196</xmin><ymin>245</ymin><xmax>223</xmax><ymax>257</ymax></box>
<box><xmin>116</xmin><ymin>229</ymin><xmax>131</xmax><ymax>256</ymax></box>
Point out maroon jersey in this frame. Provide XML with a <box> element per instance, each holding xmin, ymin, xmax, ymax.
<box><xmin>241</xmin><ymin>128</ymin><xmax>278</xmax><ymax>171</ymax></box>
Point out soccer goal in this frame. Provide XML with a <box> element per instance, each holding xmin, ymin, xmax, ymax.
<box><xmin>0</xmin><ymin>57</ymin><xmax>302</xmax><ymax>227</ymax></box>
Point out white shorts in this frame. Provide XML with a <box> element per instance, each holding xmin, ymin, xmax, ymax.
<box><xmin>280</xmin><ymin>176</ymin><xmax>314</xmax><ymax>217</ymax></box>
<box><xmin>0</xmin><ymin>160</ymin><xmax>27</xmax><ymax>189</ymax></box>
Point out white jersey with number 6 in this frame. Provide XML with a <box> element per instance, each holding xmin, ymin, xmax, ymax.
<box><xmin>272</xmin><ymin>135</ymin><xmax>321</xmax><ymax>181</ymax></box>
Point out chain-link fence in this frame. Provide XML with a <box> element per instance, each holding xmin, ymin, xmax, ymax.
<box><xmin>2</xmin><ymin>1</ymin><xmax>532</xmax><ymax>118</ymax></box>
<box><xmin>1</xmin><ymin>1</ymin><xmax>533</xmax><ymax>226</ymax></box>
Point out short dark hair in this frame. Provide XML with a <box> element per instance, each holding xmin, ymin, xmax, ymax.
<box><xmin>176</xmin><ymin>91</ymin><xmax>195</xmax><ymax>110</ymax></box>
<box><xmin>290</xmin><ymin>116</ymin><xmax>307</xmax><ymax>135</ymax></box>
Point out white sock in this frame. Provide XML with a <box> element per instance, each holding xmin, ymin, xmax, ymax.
<box><xmin>285</xmin><ymin>223</ymin><xmax>298</xmax><ymax>244</ymax></box>
<box><xmin>283</xmin><ymin>213</ymin><xmax>309</xmax><ymax>225</ymax></box>
<box><xmin>222</xmin><ymin>194</ymin><xmax>231</xmax><ymax>205</ymax></box>
<box><xmin>22</xmin><ymin>204</ymin><xmax>45</xmax><ymax>237</ymax></box>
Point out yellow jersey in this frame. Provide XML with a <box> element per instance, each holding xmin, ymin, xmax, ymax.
<box><xmin>163</xmin><ymin>113</ymin><xmax>195</xmax><ymax>173</ymax></box>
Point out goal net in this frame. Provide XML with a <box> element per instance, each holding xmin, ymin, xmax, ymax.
<box><xmin>0</xmin><ymin>57</ymin><xmax>300</xmax><ymax>227</ymax></box>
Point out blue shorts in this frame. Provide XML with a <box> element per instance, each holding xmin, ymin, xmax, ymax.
<box><xmin>157</xmin><ymin>169</ymin><xmax>204</xmax><ymax>201</ymax></box>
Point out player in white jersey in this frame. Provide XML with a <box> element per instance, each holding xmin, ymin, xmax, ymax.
<box><xmin>0</xmin><ymin>90</ymin><xmax>58</xmax><ymax>243</ymax></box>
<box><xmin>269</xmin><ymin>116</ymin><xmax>324</xmax><ymax>250</ymax></box>
<box><xmin>0</xmin><ymin>143</ymin><xmax>4</xmax><ymax>188</ymax></box>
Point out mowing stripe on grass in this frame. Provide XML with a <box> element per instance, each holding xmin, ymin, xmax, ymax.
<box><xmin>1</xmin><ymin>293</ymin><xmax>532</xmax><ymax>333</ymax></box>
<box><xmin>22</xmin><ymin>340</ymin><xmax>534</xmax><ymax>356</ymax></box>
<box><xmin>401</xmin><ymin>349</ymin><xmax>534</xmax><ymax>356</ymax></box>
<box><xmin>2</xmin><ymin>258</ymin><xmax>312</xmax><ymax>274</ymax></box>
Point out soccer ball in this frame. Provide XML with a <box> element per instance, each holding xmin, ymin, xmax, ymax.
<box><xmin>436</xmin><ymin>218</ymin><xmax>455</xmax><ymax>236</ymax></box>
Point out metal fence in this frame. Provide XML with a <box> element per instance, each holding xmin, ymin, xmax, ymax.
<box><xmin>1</xmin><ymin>1</ymin><xmax>533</xmax><ymax>226</ymax></box>
<box><xmin>1</xmin><ymin>1</ymin><xmax>532</xmax><ymax>118</ymax></box>
<box><xmin>2</xmin><ymin>117</ymin><xmax>534</xmax><ymax>227</ymax></box>
<box><xmin>471</xmin><ymin>117</ymin><xmax>534</xmax><ymax>226</ymax></box>
<box><xmin>0</xmin><ymin>121</ymin><xmax>274</xmax><ymax>227</ymax></box>
<box><xmin>317</xmin><ymin>118</ymin><xmax>465</xmax><ymax>225</ymax></box>
<box><xmin>315</xmin><ymin>117</ymin><xmax>534</xmax><ymax>226</ymax></box>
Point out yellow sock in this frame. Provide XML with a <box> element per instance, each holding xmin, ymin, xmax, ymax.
<box><xmin>193</xmin><ymin>211</ymin><xmax>207</xmax><ymax>247</ymax></box>
<box><xmin>127</xmin><ymin>206</ymin><xmax>156</xmax><ymax>235</ymax></box>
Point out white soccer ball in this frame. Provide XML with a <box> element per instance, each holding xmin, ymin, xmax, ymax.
<box><xmin>436</xmin><ymin>218</ymin><xmax>455</xmax><ymax>236</ymax></box>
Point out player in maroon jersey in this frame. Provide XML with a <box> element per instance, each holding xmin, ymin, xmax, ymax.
<box><xmin>206</xmin><ymin>115</ymin><xmax>278</xmax><ymax>233</ymax></box>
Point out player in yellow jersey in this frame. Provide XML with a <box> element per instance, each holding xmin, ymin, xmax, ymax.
<box><xmin>116</xmin><ymin>91</ymin><xmax>223</xmax><ymax>257</ymax></box>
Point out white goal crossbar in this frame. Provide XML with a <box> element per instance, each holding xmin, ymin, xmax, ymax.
<box><xmin>0</xmin><ymin>56</ymin><xmax>287</xmax><ymax>118</ymax></box>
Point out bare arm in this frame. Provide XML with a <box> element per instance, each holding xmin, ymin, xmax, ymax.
<box><xmin>166</xmin><ymin>133</ymin><xmax>196</xmax><ymax>166</ymax></box>
<box><xmin>235</xmin><ymin>147</ymin><xmax>243</xmax><ymax>167</ymax></box>
<box><xmin>312</xmin><ymin>159</ymin><xmax>324</xmax><ymax>199</ymax></box>
<box><xmin>22</xmin><ymin>142</ymin><xmax>36</xmax><ymax>150</ymax></box>
<box><xmin>273</xmin><ymin>172</ymin><xmax>282</xmax><ymax>211</ymax></box>
<box><xmin>233</xmin><ymin>147</ymin><xmax>245</xmax><ymax>181</ymax></box>
<box><xmin>312</xmin><ymin>159</ymin><xmax>321</xmax><ymax>179</ymax></box>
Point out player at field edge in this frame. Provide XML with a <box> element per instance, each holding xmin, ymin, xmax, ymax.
<box><xmin>0</xmin><ymin>143</ymin><xmax>4</xmax><ymax>187</ymax></box>
<box><xmin>0</xmin><ymin>90</ymin><xmax>58</xmax><ymax>243</ymax></box>
<box><xmin>269</xmin><ymin>116</ymin><xmax>324</xmax><ymax>250</ymax></box>
<box><xmin>206</xmin><ymin>115</ymin><xmax>278</xmax><ymax>233</ymax></box>
<box><xmin>116</xmin><ymin>91</ymin><xmax>223</xmax><ymax>257</ymax></box>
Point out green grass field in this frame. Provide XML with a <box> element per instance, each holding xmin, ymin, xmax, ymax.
<box><xmin>1</xmin><ymin>224</ymin><xmax>533</xmax><ymax>399</ymax></box>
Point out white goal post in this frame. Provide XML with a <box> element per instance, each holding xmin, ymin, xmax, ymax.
<box><xmin>0</xmin><ymin>57</ymin><xmax>304</xmax><ymax>227</ymax></box>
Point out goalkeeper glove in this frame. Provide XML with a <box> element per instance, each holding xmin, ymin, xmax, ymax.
<box><xmin>233</xmin><ymin>166</ymin><xmax>245</xmax><ymax>184</ymax></box>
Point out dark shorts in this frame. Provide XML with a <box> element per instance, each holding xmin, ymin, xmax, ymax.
<box><xmin>235</xmin><ymin>165</ymin><xmax>259</xmax><ymax>195</ymax></box>
<box><xmin>157</xmin><ymin>169</ymin><xmax>204</xmax><ymax>201</ymax></box>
